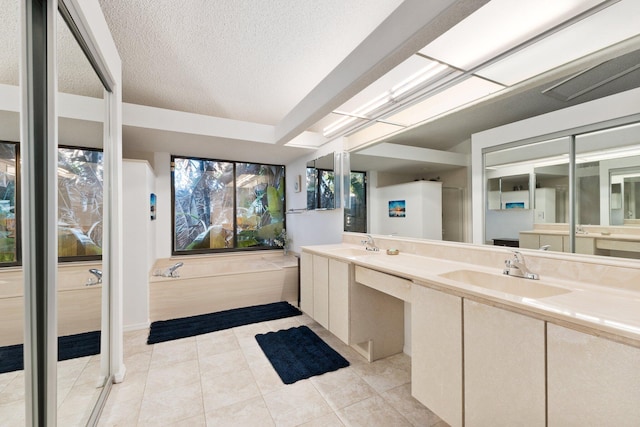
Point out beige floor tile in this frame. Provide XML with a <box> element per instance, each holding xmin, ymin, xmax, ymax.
<box><xmin>123</xmin><ymin>349</ymin><xmax>152</xmax><ymax>375</ymax></box>
<box><xmin>0</xmin><ymin>370</ymin><xmax>18</xmax><ymax>393</ymax></box>
<box><xmin>382</xmin><ymin>383</ymin><xmax>443</xmax><ymax>427</ymax></box>
<box><xmin>123</xmin><ymin>329</ymin><xmax>152</xmax><ymax>357</ymax></box>
<box><xmin>145</xmin><ymin>358</ymin><xmax>200</xmax><ymax>393</ymax></box>
<box><xmin>266</xmin><ymin>315</ymin><xmax>303</xmax><ymax>332</ymax></box>
<box><xmin>248</xmin><ymin>357</ymin><xmax>287</xmax><ymax>395</ymax></box>
<box><xmin>310</xmin><ymin>368</ymin><xmax>376</xmax><ymax>411</ymax></box>
<box><xmin>165</xmin><ymin>413</ymin><xmax>207</xmax><ymax>426</ymax></box>
<box><xmin>198</xmin><ymin>348</ymin><xmax>249</xmax><ymax>377</ymax></box>
<box><xmin>201</xmin><ymin>367</ymin><xmax>261</xmax><ymax>412</ymax></box>
<box><xmin>242</xmin><ymin>342</ymin><xmax>271</xmax><ymax>367</ymax></box>
<box><xmin>0</xmin><ymin>399</ymin><xmax>26</xmax><ymax>427</ymax></box>
<box><xmin>195</xmin><ymin>329</ymin><xmax>240</xmax><ymax>357</ymax></box>
<box><xmin>57</xmin><ymin>356</ymin><xmax>91</xmax><ymax>389</ymax></box>
<box><xmin>149</xmin><ymin>337</ymin><xmax>197</xmax><ymax>369</ymax></box>
<box><xmin>263</xmin><ymin>380</ymin><xmax>333</xmax><ymax>427</ymax></box>
<box><xmin>0</xmin><ymin>371</ymin><xmax>25</xmax><ymax>403</ymax></box>
<box><xmin>351</xmin><ymin>355</ymin><xmax>411</xmax><ymax>393</ymax></box>
<box><xmin>95</xmin><ymin>318</ymin><xmax>440</xmax><ymax>427</ymax></box>
<box><xmin>108</xmin><ymin>371</ymin><xmax>147</xmax><ymax>404</ymax></box>
<box><xmin>57</xmin><ymin>384</ymin><xmax>102</xmax><ymax>426</ymax></box>
<box><xmin>137</xmin><ymin>381</ymin><xmax>204</xmax><ymax>426</ymax></box>
<box><xmin>336</xmin><ymin>395</ymin><xmax>412</xmax><ymax>427</ymax></box>
<box><xmin>233</xmin><ymin>322</ymin><xmax>274</xmax><ymax>349</ymax></box>
<box><xmin>204</xmin><ymin>395</ymin><xmax>275</xmax><ymax>427</ymax></box>
<box><xmin>98</xmin><ymin>392</ymin><xmax>142</xmax><ymax>427</ymax></box>
<box><xmin>300</xmin><ymin>412</ymin><xmax>345</xmax><ymax>427</ymax></box>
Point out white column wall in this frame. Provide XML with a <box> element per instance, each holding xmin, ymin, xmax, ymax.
<box><xmin>122</xmin><ymin>160</ymin><xmax>155</xmax><ymax>330</ymax></box>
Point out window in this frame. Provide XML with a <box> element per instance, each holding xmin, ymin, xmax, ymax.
<box><xmin>172</xmin><ymin>156</ymin><xmax>285</xmax><ymax>253</ymax></box>
<box><xmin>306</xmin><ymin>167</ymin><xmax>336</xmax><ymax>209</ymax></box>
<box><xmin>0</xmin><ymin>142</ymin><xmax>18</xmax><ymax>265</ymax></box>
<box><xmin>0</xmin><ymin>144</ymin><xmax>104</xmax><ymax>267</ymax></box>
<box><xmin>345</xmin><ymin>171</ymin><xmax>367</xmax><ymax>233</ymax></box>
<box><xmin>57</xmin><ymin>147</ymin><xmax>103</xmax><ymax>260</ymax></box>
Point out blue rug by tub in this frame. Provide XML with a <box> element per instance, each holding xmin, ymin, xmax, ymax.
<box><xmin>147</xmin><ymin>301</ymin><xmax>302</xmax><ymax>344</ymax></box>
<box><xmin>255</xmin><ymin>325</ymin><xmax>350</xmax><ymax>385</ymax></box>
<box><xmin>0</xmin><ymin>331</ymin><xmax>101</xmax><ymax>374</ymax></box>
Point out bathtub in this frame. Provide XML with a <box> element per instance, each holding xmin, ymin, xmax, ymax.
<box><xmin>149</xmin><ymin>252</ymin><xmax>299</xmax><ymax>322</ymax></box>
<box><xmin>0</xmin><ymin>262</ymin><xmax>103</xmax><ymax>347</ymax></box>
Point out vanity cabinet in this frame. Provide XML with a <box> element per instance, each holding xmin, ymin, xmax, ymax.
<box><xmin>312</xmin><ymin>255</ymin><xmax>330</xmax><ymax>329</ymax></box>
<box><xmin>464</xmin><ymin>300</ymin><xmax>546</xmax><ymax>426</ymax></box>
<box><xmin>411</xmin><ymin>284</ymin><xmax>463</xmax><ymax>427</ymax></box>
<box><xmin>299</xmin><ymin>252</ymin><xmax>351</xmax><ymax>343</ymax></box>
<box><xmin>547</xmin><ymin>324</ymin><xmax>640</xmax><ymax>426</ymax></box>
<box><xmin>519</xmin><ymin>232</ymin><xmax>563</xmax><ymax>251</ymax></box>
<box><xmin>562</xmin><ymin>235</ymin><xmax>596</xmax><ymax>255</ymax></box>
<box><xmin>299</xmin><ymin>252</ymin><xmax>314</xmax><ymax>317</ymax></box>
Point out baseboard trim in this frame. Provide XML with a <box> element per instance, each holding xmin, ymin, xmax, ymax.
<box><xmin>123</xmin><ymin>322</ymin><xmax>150</xmax><ymax>332</ymax></box>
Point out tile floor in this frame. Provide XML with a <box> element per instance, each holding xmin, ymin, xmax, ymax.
<box><xmin>0</xmin><ymin>352</ymin><xmax>103</xmax><ymax>426</ymax></box>
<box><xmin>98</xmin><ymin>313</ymin><xmax>447</xmax><ymax>427</ymax></box>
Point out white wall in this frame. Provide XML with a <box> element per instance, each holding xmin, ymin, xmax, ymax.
<box><xmin>371</xmin><ymin>180</ymin><xmax>442</xmax><ymax>239</ymax></box>
<box><xmin>122</xmin><ymin>160</ymin><xmax>155</xmax><ymax>330</ymax></box>
<box><xmin>152</xmin><ymin>152</ymin><xmax>172</xmax><ymax>259</ymax></box>
<box><xmin>285</xmin><ymin>139</ymin><xmax>346</xmax><ymax>253</ymax></box>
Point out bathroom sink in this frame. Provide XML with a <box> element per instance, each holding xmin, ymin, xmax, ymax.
<box><xmin>439</xmin><ymin>269</ymin><xmax>571</xmax><ymax>299</ymax></box>
<box><xmin>328</xmin><ymin>247</ymin><xmax>381</xmax><ymax>258</ymax></box>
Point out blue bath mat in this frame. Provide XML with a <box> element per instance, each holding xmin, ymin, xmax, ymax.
<box><xmin>147</xmin><ymin>301</ymin><xmax>302</xmax><ymax>344</ymax></box>
<box><xmin>0</xmin><ymin>331</ymin><xmax>101</xmax><ymax>374</ymax></box>
<box><xmin>255</xmin><ymin>325</ymin><xmax>350</xmax><ymax>384</ymax></box>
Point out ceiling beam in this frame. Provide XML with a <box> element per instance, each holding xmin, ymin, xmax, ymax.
<box><xmin>273</xmin><ymin>0</ymin><xmax>490</xmax><ymax>145</ymax></box>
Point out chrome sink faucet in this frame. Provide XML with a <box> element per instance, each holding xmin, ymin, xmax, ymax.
<box><xmin>361</xmin><ymin>234</ymin><xmax>380</xmax><ymax>252</ymax></box>
<box><xmin>503</xmin><ymin>250</ymin><xmax>539</xmax><ymax>280</ymax></box>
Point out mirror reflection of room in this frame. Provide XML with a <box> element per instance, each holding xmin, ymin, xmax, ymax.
<box><xmin>485</xmin><ymin>121</ymin><xmax>640</xmax><ymax>259</ymax></box>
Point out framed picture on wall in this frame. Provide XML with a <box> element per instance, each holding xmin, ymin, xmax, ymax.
<box><xmin>150</xmin><ymin>193</ymin><xmax>157</xmax><ymax>220</ymax></box>
<box><xmin>388</xmin><ymin>200</ymin><xmax>406</xmax><ymax>217</ymax></box>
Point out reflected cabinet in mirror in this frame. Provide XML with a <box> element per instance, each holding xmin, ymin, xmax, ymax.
<box><xmin>484</xmin><ymin>122</ymin><xmax>640</xmax><ymax>259</ymax></box>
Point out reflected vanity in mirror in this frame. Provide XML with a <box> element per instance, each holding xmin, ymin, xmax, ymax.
<box><xmin>484</xmin><ymin>122</ymin><xmax>640</xmax><ymax>259</ymax></box>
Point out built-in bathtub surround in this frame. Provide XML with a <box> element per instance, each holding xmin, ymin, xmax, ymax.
<box><xmin>0</xmin><ymin>262</ymin><xmax>103</xmax><ymax>347</ymax></box>
<box><xmin>149</xmin><ymin>252</ymin><xmax>298</xmax><ymax>322</ymax></box>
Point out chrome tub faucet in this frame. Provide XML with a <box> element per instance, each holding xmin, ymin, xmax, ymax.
<box><xmin>87</xmin><ymin>268</ymin><xmax>102</xmax><ymax>286</ymax></box>
<box><xmin>503</xmin><ymin>250</ymin><xmax>539</xmax><ymax>280</ymax></box>
<box><xmin>165</xmin><ymin>262</ymin><xmax>184</xmax><ymax>277</ymax></box>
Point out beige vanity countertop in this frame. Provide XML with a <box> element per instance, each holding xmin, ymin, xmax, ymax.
<box><xmin>302</xmin><ymin>244</ymin><xmax>640</xmax><ymax>347</ymax></box>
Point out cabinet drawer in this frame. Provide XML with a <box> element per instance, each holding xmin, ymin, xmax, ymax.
<box><xmin>354</xmin><ymin>266</ymin><xmax>411</xmax><ymax>302</ymax></box>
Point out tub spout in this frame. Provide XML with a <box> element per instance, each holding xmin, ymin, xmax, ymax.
<box><xmin>165</xmin><ymin>262</ymin><xmax>184</xmax><ymax>277</ymax></box>
<box><xmin>87</xmin><ymin>268</ymin><xmax>102</xmax><ymax>285</ymax></box>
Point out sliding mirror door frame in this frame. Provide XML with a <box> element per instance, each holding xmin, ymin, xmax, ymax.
<box><xmin>21</xmin><ymin>0</ymin><xmax>122</xmax><ymax>424</ymax></box>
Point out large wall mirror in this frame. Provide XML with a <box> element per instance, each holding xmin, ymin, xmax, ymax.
<box><xmin>0</xmin><ymin>2</ymin><xmax>113</xmax><ymax>425</ymax></box>
<box><xmin>484</xmin><ymin>121</ymin><xmax>640</xmax><ymax>259</ymax></box>
<box><xmin>56</xmin><ymin>5</ymin><xmax>109</xmax><ymax>426</ymax></box>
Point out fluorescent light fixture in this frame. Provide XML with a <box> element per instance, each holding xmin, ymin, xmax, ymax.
<box><xmin>576</xmin><ymin>145</ymin><xmax>640</xmax><ymax>163</ymax></box>
<box><xmin>387</xmin><ymin>76</ymin><xmax>502</xmax><ymax>126</ymax></box>
<box><xmin>323</xmin><ymin>58</ymin><xmax>451</xmax><ymax>137</ymax></box>
<box><xmin>477</xmin><ymin>0</ymin><xmax>640</xmax><ymax>85</ymax></box>
<box><xmin>419</xmin><ymin>0</ymin><xmax>604</xmax><ymax>71</ymax></box>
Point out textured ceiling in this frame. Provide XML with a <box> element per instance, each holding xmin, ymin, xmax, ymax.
<box><xmin>0</xmin><ymin>0</ymin><xmax>105</xmax><ymax>98</ymax></box>
<box><xmin>98</xmin><ymin>0</ymin><xmax>403</xmax><ymax>125</ymax></box>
